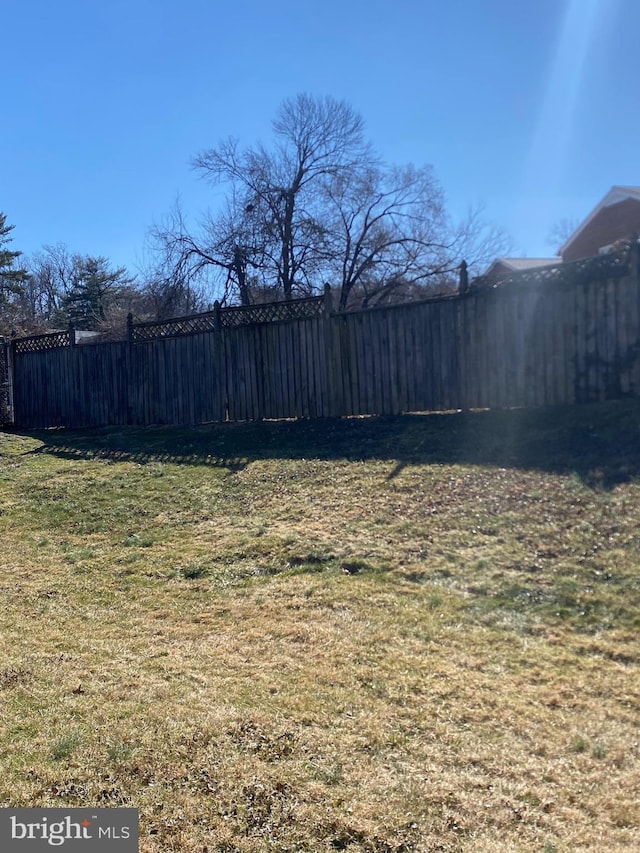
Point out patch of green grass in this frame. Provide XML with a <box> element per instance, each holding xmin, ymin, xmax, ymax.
<box><xmin>176</xmin><ymin>564</ymin><xmax>209</xmax><ymax>580</ymax></box>
<box><xmin>106</xmin><ymin>741</ymin><xmax>136</xmax><ymax>764</ymax></box>
<box><xmin>50</xmin><ymin>732</ymin><xmax>82</xmax><ymax>762</ymax></box>
<box><xmin>592</xmin><ymin>742</ymin><xmax>608</xmax><ymax>760</ymax></box>
<box><xmin>572</xmin><ymin>735</ymin><xmax>589</xmax><ymax>754</ymax></box>
<box><xmin>122</xmin><ymin>533</ymin><xmax>155</xmax><ymax>548</ymax></box>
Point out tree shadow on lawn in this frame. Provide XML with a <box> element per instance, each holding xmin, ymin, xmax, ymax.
<box><xmin>19</xmin><ymin>398</ymin><xmax>640</xmax><ymax>490</ymax></box>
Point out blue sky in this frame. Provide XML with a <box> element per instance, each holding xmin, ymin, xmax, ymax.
<box><xmin>3</xmin><ymin>0</ymin><xmax>637</xmax><ymax>276</ymax></box>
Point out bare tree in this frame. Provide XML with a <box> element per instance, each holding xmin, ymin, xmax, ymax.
<box><xmin>322</xmin><ymin>164</ymin><xmax>457</xmax><ymax>309</ymax></box>
<box><xmin>452</xmin><ymin>205</ymin><xmax>513</xmax><ymax>276</ymax></box>
<box><xmin>19</xmin><ymin>244</ymin><xmax>77</xmax><ymax>329</ymax></box>
<box><xmin>547</xmin><ymin>217</ymin><xmax>580</xmax><ymax>256</ymax></box>
<box><xmin>146</xmin><ymin>197</ymin><xmax>268</xmax><ymax>312</ymax></box>
<box><xmin>190</xmin><ymin>94</ymin><xmax>368</xmax><ymax>300</ymax></box>
<box><xmin>147</xmin><ymin>94</ymin><xmax>510</xmax><ymax>311</ymax></box>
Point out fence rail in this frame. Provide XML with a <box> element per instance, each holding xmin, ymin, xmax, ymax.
<box><xmin>6</xmin><ymin>247</ymin><xmax>640</xmax><ymax>430</ymax></box>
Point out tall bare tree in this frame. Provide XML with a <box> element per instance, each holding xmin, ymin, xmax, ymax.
<box><xmin>148</xmin><ymin>94</ymin><xmax>509</xmax><ymax>311</ymax></box>
<box><xmin>192</xmin><ymin>94</ymin><xmax>368</xmax><ymax>300</ymax></box>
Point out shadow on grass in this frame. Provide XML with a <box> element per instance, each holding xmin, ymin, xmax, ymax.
<box><xmin>14</xmin><ymin>398</ymin><xmax>640</xmax><ymax>490</ymax></box>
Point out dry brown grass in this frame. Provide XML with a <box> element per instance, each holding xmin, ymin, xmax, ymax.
<box><xmin>0</xmin><ymin>402</ymin><xmax>639</xmax><ymax>851</ymax></box>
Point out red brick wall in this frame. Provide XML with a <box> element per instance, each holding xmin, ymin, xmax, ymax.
<box><xmin>562</xmin><ymin>198</ymin><xmax>640</xmax><ymax>261</ymax></box>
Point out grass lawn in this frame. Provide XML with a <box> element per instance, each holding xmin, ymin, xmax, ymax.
<box><xmin>0</xmin><ymin>401</ymin><xmax>639</xmax><ymax>852</ymax></box>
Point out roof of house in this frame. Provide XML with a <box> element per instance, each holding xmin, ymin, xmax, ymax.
<box><xmin>560</xmin><ymin>186</ymin><xmax>640</xmax><ymax>256</ymax></box>
<box><xmin>485</xmin><ymin>257</ymin><xmax>558</xmax><ymax>276</ymax></box>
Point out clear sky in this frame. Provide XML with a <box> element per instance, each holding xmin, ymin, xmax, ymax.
<box><xmin>3</xmin><ymin>0</ymin><xmax>637</xmax><ymax>276</ymax></box>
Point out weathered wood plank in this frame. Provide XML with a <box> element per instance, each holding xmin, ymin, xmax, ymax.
<box><xmin>349</xmin><ymin>314</ymin><xmax>362</xmax><ymax>415</ymax></box>
<box><xmin>411</xmin><ymin>304</ymin><xmax>426</xmax><ymax>411</ymax></box>
<box><xmin>631</xmin><ymin>272</ymin><xmax>640</xmax><ymax>396</ymax></box>
<box><xmin>604</xmin><ymin>277</ymin><xmax>618</xmax><ymax>399</ymax></box>
<box><xmin>622</xmin><ymin>273</ymin><xmax>640</xmax><ymax>395</ymax></box>
<box><xmin>554</xmin><ymin>284</ymin><xmax>568</xmax><ymax>406</ymax></box>
<box><xmin>499</xmin><ymin>292</ymin><xmax>516</xmax><ymax>407</ymax></box>
<box><xmin>474</xmin><ymin>291</ymin><xmax>489</xmax><ymax>408</ymax></box>
<box><xmin>539</xmin><ymin>291</ymin><xmax>554</xmax><ymax>407</ymax></box>
<box><xmin>584</xmin><ymin>279</ymin><xmax>598</xmax><ymax>402</ymax></box>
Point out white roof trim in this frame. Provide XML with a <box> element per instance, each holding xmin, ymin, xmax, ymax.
<box><xmin>560</xmin><ymin>186</ymin><xmax>640</xmax><ymax>255</ymax></box>
<box><xmin>501</xmin><ymin>258</ymin><xmax>557</xmax><ymax>269</ymax></box>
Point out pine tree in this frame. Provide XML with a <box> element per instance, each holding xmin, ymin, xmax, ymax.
<box><xmin>62</xmin><ymin>256</ymin><xmax>135</xmax><ymax>329</ymax></box>
<box><xmin>0</xmin><ymin>213</ymin><xmax>28</xmax><ymax>301</ymax></box>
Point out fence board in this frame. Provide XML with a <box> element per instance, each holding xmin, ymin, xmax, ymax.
<box><xmin>623</xmin><ymin>274</ymin><xmax>640</xmax><ymax>395</ymax></box>
<box><xmin>632</xmin><ymin>274</ymin><xmax>640</xmax><ymax>395</ymax></box>
<box><xmin>411</xmin><ymin>305</ymin><xmax>427</xmax><ymax>410</ymax></box>
<box><xmin>606</xmin><ymin>277</ymin><xmax>619</xmax><ymax>398</ymax></box>
<box><xmin>300</xmin><ymin>321</ymin><xmax>312</xmax><ymax>417</ymax></box>
<box><xmin>431</xmin><ymin>304</ymin><xmax>441</xmax><ymax>409</ymax></box>
<box><xmin>346</xmin><ymin>313</ymin><xmax>360</xmax><ymax>414</ymax></box>
<box><xmin>478</xmin><ymin>293</ymin><xmax>492</xmax><ymax>407</ymax></box>
<box><xmin>332</xmin><ymin>315</ymin><xmax>349</xmax><ymax>415</ymax></box>
<box><xmin>369</xmin><ymin>311</ymin><xmax>383</xmax><ymax>415</ymax></box>
<box><xmin>541</xmin><ymin>294</ymin><xmax>554</xmax><ymax>407</ymax></box>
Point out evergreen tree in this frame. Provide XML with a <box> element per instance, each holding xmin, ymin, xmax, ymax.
<box><xmin>0</xmin><ymin>212</ymin><xmax>28</xmax><ymax>301</ymax></box>
<box><xmin>62</xmin><ymin>256</ymin><xmax>135</xmax><ymax>329</ymax></box>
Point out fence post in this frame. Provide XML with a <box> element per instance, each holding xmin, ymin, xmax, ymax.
<box><xmin>323</xmin><ymin>282</ymin><xmax>333</xmax><ymax>316</ymax></box>
<box><xmin>0</xmin><ymin>337</ymin><xmax>15</xmax><ymax>426</ymax></box>
<box><xmin>68</xmin><ymin>322</ymin><xmax>76</xmax><ymax>347</ymax></box>
<box><xmin>459</xmin><ymin>260</ymin><xmax>469</xmax><ymax>294</ymax></box>
<box><xmin>127</xmin><ymin>312</ymin><xmax>134</xmax><ymax>343</ymax></box>
<box><xmin>10</xmin><ymin>333</ymin><xmax>17</xmax><ymax>425</ymax></box>
<box><xmin>7</xmin><ymin>337</ymin><xmax>15</xmax><ymax>426</ymax></box>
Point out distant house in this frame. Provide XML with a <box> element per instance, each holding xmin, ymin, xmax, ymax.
<box><xmin>479</xmin><ymin>185</ymin><xmax>640</xmax><ymax>284</ymax></box>
<box><xmin>484</xmin><ymin>257</ymin><xmax>558</xmax><ymax>278</ymax></box>
<box><xmin>74</xmin><ymin>330</ymin><xmax>101</xmax><ymax>344</ymax></box>
<box><xmin>560</xmin><ymin>186</ymin><xmax>640</xmax><ymax>262</ymax></box>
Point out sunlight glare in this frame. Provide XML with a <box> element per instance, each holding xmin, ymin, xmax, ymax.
<box><xmin>516</xmin><ymin>0</ymin><xmax>607</xmax><ymax>250</ymax></box>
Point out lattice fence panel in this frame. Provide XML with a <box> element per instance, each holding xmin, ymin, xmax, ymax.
<box><xmin>220</xmin><ymin>296</ymin><xmax>325</xmax><ymax>327</ymax></box>
<box><xmin>131</xmin><ymin>295</ymin><xmax>326</xmax><ymax>342</ymax></box>
<box><xmin>132</xmin><ymin>313</ymin><xmax>218</xmax><ymax>342</ymax></box>
<box><xmin>13</xmin><ymin>330</ymin><xmax>72</xmax><ymax>354</ymax></box>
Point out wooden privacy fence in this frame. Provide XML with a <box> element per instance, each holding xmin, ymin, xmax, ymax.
<box><xmin>5</xmin><ymin>246</ymin><xmax>640</xmax><ymax>430</ymax></box>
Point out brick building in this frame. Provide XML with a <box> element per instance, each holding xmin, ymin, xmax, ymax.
<box><xmin>561</xmin><ymin>186</ymin><xmax>640</xmax><ymax>261</ymax></box>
